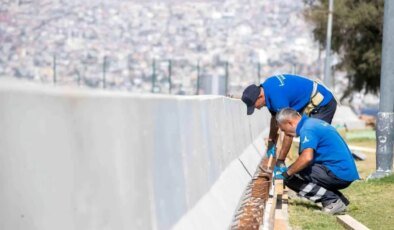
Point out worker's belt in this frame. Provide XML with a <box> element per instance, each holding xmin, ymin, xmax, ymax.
<box><xmin>303</xmin><ymin>81</ymin><xmax>325</xmax><ymax>115</ymax></box>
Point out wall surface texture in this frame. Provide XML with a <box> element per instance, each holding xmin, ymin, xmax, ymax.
<box><xmin>0</xmin><ymin>79</ymin><xmax>271</xmax><ymax>230</ymax></box>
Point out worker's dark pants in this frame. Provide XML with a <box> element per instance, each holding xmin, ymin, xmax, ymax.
<box><xmin>284</xmin><ymin>164</ymin><xmax>352</xmax><ymax>207</ymax></box>
<box><xmin>309</xmin><ymin>98</ymin><xmax>337</xmax><ymax>124</ymax></box>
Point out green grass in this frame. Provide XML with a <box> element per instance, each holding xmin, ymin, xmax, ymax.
<box><xmin>347</xmin><ymin>139</ymin><xmax>376</xmax><ymax>179</ymax></box>
<box><xmin>289</xmin><ymin>199</ymin><xmax>343</xmax><ymax>230</ymax></box>
<box><xmin>289</xmin><ymin>175</ymin><xmax>394</xmax><ymax>230</ymax></box>
<box><xmin>343</xmin><ymin>176</ymin><xmax>394</xmax><ymax>230</ymax></box>
<box><xmin>288</xmin><ymin>130</ymin><xmax>394</xmax><ymax>230</ymax></box>
<box><xmin>345</xmin><ymin>129</ymin><xmax>375</xmax><ymax>141</ymax></box>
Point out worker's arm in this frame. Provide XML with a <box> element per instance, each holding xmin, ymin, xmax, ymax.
<box><xmin>268</xmin><ymin>115</ymin><xmax>279</xmax><ymax>143</ymax></box>
<box><xmin>266</xmin><ymin>116</ymin><xmax>279</xmax><ymax>157</ymax></box>
<box><xmin>286</xmin><ymin>148</ymin><xmax>314</xmax><ymax>176</ymax></box>
<box><xmin>276</xmin><ymin>134</ymin><xmax>293</xmax><ymax>161</ymax></box>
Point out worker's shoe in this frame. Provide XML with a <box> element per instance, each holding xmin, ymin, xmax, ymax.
<box><xmin>322</xmin><ymin>199</ymin><xmax>347</xmax><ymax>215</ymax></box>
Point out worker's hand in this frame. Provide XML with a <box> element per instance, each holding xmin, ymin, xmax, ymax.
<box><xmin>281</xmin><ymin>171</ymin><xmax>294</xmax><ymax>183</ymax></box>
<box><xmin>276</xmin><ymin>159</ymin><xmax>286</xmax><ymax>168</ymax></box>
<box><xmin>274</xmin><ymin>165</ymin><xmax>287</xmax><ymax>179</ymax></box>
<box><xmin>266</xmin><ymin>140</ymin><xmax>276</xmax><ymax>158</ymax></box>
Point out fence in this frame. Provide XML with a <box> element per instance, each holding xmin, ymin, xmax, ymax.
<box><xmin>4</xmin><ymin>53</ymin><xmax>322</xmax><ymax>96</ymax></box>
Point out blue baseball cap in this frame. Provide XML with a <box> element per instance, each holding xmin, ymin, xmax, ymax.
<box><xmin>242</xmin><ymin>84</ymin><xmax>261</xmax><ymax>115</ymax></box>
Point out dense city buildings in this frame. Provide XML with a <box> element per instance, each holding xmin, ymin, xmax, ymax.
<box><xmin>0</xmin><ymin>0</ymin><xmax>321</xmax><ymax>94</ymax></box>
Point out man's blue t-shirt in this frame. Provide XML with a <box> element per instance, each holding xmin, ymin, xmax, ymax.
<box><xmin>296</xmin><ymin>115</ymin><xmax>359</xmax><ymax>182</ymax></box>
<box><xmin>261</xmin><ymin>74</ymin><xmax>333</xmax><ymax>115</ymax></box>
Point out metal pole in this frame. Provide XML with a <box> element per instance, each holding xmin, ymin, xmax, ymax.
<box><xmin>225</xmin><ymin>61</ymin><xmax>229</xmax><ymax>96</ymax></box>
<box><xmin>168</xmin><ymin>59</ymin><xmax>172</xmax><ymax>94</ymax></box>
<box><xmin>83</xmin><ymin>64</ymin><xmax>87</xmax><ymax>87</ymax></box>
<box><xmin>53</xmin><ymin>54</ymin><xmax>56</xmax><ymax>84</ymax></box>
<box><xmin>196</xmin><ymin>60</ymin><xmax>200</xmax><ymax>95</ymax></box>
<box><xmin>76</xmin><ymin>69</ymin><xmax>81</xmax><ymax>86</ymax></box>
<box><xmin>128</xmin><ymin>54</ymin><xmax>133</xmax><ymax>91</ymax></box>
<box><xmin>369</xmin><ymin>0</ymin><xmax>394</xmax><ymax>179</ymax></box>
<box><xmin>102</xmin><ymin>55</ymin><xmax>107</xmax><ymax>89</ymax></box>
<box><xmin>292</xmin><ymin>63</ymin><xmax>297</xmax><ymax>74</ymax></box>
<box><xmin>151</xmin><ymin>59</ymin><xmax>156</xmax><ymax>93</ymax></box>
<box><xmin>324</xmin><ymin>0</ymin><xmax>334</xmax><ymax>88</ymax></box>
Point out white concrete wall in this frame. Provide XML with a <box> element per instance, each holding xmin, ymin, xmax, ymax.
<box><xmin>0</xmin><ymin>79</ymin><xmax>271</xmax><ymax>230</ymax></box>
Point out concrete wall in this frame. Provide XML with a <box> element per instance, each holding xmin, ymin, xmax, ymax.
<box><xmin>0</xmin><ymin>79</ymin><xmax>271</xmax><ymax>230</ymax></box>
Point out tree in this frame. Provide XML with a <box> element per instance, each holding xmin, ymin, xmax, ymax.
<box><xmin>303</xmin><ymin>0</ymin><xmax>384</xmax><ymax>99</ymax></box>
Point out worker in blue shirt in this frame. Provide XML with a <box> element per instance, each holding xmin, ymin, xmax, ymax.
<box><xmin>275</xmin><ymin>108</ymin><xmax>359</xmax><ymax>214</ymax></box>
<box><xmin>241</xmin><ymin>74</ymin><xmax>337</xmax><ymax>179</ymax></box>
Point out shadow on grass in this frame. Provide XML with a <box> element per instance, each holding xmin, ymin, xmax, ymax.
<box><xmin>289</xmin><ymin>199</ymin><xmax>321</xmax><ymax>211</ymax></box>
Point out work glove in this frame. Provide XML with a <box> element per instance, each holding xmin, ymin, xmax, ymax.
<box><xmin>266</xmin><ymin>140</ymin><xmax>276</xmax><ymax>158</ymax></box>
<box><xmin>281</xmin><ymin>171</ymin><xmax>293</xmax><ymax>183</ymax></box>
<box><xmin>274</xmin><ymin>164</ymin><xmax>288</xmax><ymax>179</ymax></box>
